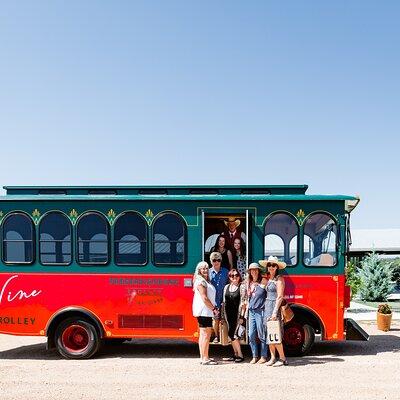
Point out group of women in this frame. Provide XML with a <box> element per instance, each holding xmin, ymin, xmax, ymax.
<box><xmin>192</xmin><ymin>254</ymin><xmax>288</xmax><ymax>366</ymax></box>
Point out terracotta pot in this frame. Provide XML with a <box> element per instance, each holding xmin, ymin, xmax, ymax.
<box><xmin>377</xmin><ymin>312</ymin><xmax>392</xmax><ymax>331</ymax></box>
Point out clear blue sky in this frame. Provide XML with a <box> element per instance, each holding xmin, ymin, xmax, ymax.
<box><xmin>0</xmin><ymin>1</ymin><xmax>399</xmax><ymax>229</ymax></box>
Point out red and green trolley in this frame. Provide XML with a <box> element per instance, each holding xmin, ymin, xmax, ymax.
<box><xmin>0</xmin><ymin>185</ymin><xmax>367</xmax><ymax>358</ymax></box>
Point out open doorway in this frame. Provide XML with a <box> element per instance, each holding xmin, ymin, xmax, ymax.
<box><xmin>203</xmin><ymin>213</ymin><xmax>248</xmax><ymax>276</ymax></box>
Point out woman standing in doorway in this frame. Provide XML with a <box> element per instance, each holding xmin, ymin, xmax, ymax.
<box><xmin>232</xmin><ymin>238</ymin><xmax>246</xmax><ymax>278</ymax></box>
<box><xmin>211</xmin><ymin>234</ymin><xmax>233</xmax><ymax>270</ymax></box>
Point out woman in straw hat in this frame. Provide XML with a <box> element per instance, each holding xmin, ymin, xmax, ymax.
<box><xmin>259</xmin><ymin>256</ymin><xmax>288</xmax><ymax>366</ymax></box>
<box><xmin>246</xmin><ymin>262</ymin><xmax>268</xmax><ymax>364</ymax></box>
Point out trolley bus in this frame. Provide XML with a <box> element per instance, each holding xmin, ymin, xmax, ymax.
<box><xmin>0</xmin><ymin>185</ymin><xmax>368</xmax><ymax>359</ymax></box>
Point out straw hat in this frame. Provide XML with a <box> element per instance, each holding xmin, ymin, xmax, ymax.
<box><xmin>223</xmin><ymin>217</ymin><xmax>241</xmax><ymax>228</ymax></box>
<box><xmin>247</xmin><ymin>262</ymin><xmax>262</xmax><ymax>272</ymax></box>
<box><xmin>259</xmin><ymin>255</ymin><xmax>286</xmax><ymax>270</ymax></box>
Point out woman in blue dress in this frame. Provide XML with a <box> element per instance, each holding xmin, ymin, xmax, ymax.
<box><xmin>259</xmin><ymin>256</ymin><xmax>288</xmax><ymax>366</ymax></box>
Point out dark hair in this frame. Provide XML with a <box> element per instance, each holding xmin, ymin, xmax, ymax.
<box><xmin>213</xmin><ymin>234</ymin><xmax>228</xmax><ymax>251</ymax></box>
<box><xmin>228</xmin><ymin>268</ymin><xmax>242</xmax><ymax>284</ymax></box>
<box><xmin>233</xmin><ymin>237</ymin><xmax>246</xmax><ymax>256</ymax></box>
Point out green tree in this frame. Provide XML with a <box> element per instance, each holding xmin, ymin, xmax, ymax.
<box><xmin>358</xmin><ymin>252</ymin><xmax>394</xmax><ymax>301</ymax></box>
<box><xmin>389</xmin><ymin>258</ymin><xmax>400</xmax><ymax>289</ymax></box>
<box><xmin>345</xmin><ymin>260</ymin><xmax>361</xmax><ymax>299</ymax></box>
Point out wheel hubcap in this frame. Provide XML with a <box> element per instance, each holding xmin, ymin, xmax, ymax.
<box><xmin>284</xmin><ymin>323</ymin><xmax>305</xmax><ymax>347</ymax></box>
<box><xmin>62</xmin><ymin>325</ymin><xmax>90</xmax><ymax>353</ymax></box>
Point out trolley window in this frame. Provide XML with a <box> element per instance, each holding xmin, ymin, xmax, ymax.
<box><xmin>2</xmin><ymin>213</ymin><xmax>35</xmax><ymax>264</ymax></box>
<box><xmin>264</xmin><ymin>212</ymin><xmax>298</xmax><ymax>266</ymax></box>
<box><xmin>114</xmin><ymin>212</ymin><xmax>147</xmax><ymax>266</ymax></box>
<box><xmin>153</xmin><ymin>213</ymin><xmax>186</xmax><ymax>266</ymax></box>
<box><xmin>77</xmin><ymin>212</ymin><xmax>109</xmax><ymax>265</ymax></box>
<box><xmin>39</xmin><ymin>212</ymin><xmax>72</xmax><ymax>265</ymax></box>
<box><xmin>303</xmin><ymin>213</ymin><xmax>337</xmax><ymax>267</ymax></box>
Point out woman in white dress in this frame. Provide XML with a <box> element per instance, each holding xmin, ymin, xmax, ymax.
<box><xmin>192</xmin><ymin>261</ymin><xmax>219</xmax><ymax>365</ymax></box>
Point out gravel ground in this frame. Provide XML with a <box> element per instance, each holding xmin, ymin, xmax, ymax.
<box><xmin>0</xmin><ymin>321</ymin><xmax>399</xmax><ymax>400</ymax></box>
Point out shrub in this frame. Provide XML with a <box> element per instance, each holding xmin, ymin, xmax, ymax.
<box><xmin>357</xmin><ymin>252</ymin><xmax>395</xmax><ymax>302</ymax></box>
<box><xmin>345</xmin><ymin>260</ymin><xmax>361</xmax><ymax>299</ymax></box>
<box><xmin>389</xmin><ymin>258</ymin><xmax>400</xmax><ymax>289</ymax></box>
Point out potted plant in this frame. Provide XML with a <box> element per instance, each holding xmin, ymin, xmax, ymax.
<box><xmin>377</xmin><ymin>303</ymin><xmax>392</xmax><ymax>331</ymax></box>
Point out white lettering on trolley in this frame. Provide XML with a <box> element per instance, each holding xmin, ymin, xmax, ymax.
<box><xmin>0</xmin><ymin>275</ymin><xmax>42</xmax><ymax>305</ymax></box>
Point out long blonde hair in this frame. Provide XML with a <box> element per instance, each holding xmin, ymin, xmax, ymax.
<box><xmin>193</xmin><ymin>261</ymin><xmax>209</xmax><ymax>290</ymax></box>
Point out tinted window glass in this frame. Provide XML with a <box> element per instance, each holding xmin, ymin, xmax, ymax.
<box><xmin>2</xmin><ymin>213</ymin><xmax>35</xmax><ymax>263</ymax></box>
<box><xmin>77</xmin><ymin>213</ymin><xmax>109</xmax><ymax>264</ymax></box>
<box><xmin>153</xmin><ymin>213</ymin><xmax>186</xmax><ymax>265</ymax></box>
<box><xmin>39</xmin><ymin>212</ymin><xmax>72</xmax><ymax>265</ymax></box>
<box><xmin>114</xmin><ymin>212</ymin><xmax>147</xmax><ymax>265</ymax></box>
<box><xmin>303</xmin><ymin>213</ymin><xmax>337</xmax><ymax>267</ymax></box>
<box><xmin>264</xmin><ymin>213</ymin><xmax>298</xmax><ymax>266</ymax></box>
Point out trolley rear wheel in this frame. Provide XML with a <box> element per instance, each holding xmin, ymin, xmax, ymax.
<box><xmin>55</xmin><ymin>318</ymin><xmax>100</xmax><ymax>359</ymax></box>
<box><xmin>283</xmin><ymin>320</ymin><xmax>315</xmax><ymax>356</ymax></box>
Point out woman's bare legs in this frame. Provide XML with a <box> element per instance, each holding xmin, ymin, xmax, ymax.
<box><xmin>199</xmin><ymin>327</ymin><xmax>212</xmax><ymax>362</ymax></box>
<box><xmin>231</xmin><ymin>339</ymin><xmax>243</xmax><ymax>358</ymax></box>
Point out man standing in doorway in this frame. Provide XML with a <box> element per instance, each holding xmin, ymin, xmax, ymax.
<box><xmin>223</xmin><ymin>217</ymin><xmax>246</xmax><ymax>252</ymax></box>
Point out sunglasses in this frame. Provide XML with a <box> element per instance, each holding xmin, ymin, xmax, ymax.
<box><xmin>267</xmin><ymin>263</ymin><xmax>278</xmax><ymax>268</ymax></box>
<box><xmin>211</xmin><ymin>259</ymin><xmax>221</xmax><ymax>263</ymax></box>
<box><xmin>229</xmin><ymin>273</ymin><xmax>239</xmax><ymax>278</ymax></box>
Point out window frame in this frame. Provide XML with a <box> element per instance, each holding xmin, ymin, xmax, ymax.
<box><xmin>39</xmin><ymin>211</ymin><xmax>73</xmax><ymax>266</ymax></box>
<box><xmin>75</xmin><ymin>211</ymin><xmax>110</xmax><ymax>266</ymax></box>
<box><xmin>263</xmin><ymin>211</ymin><xmax>299</xmax><ymax>268</ymax></box>
<box><xmin>113</xmin><ymin>211</ymin><xmax>148</xmax><ymax>266</ymax></box>
<box><xmin>1</xmin><ymin>211</ymin><xmax>36</xmax><ymax>265</ymax></box>
<box><xmin>152</xmin><ymin>211</ymin><xmax>187</xmax><ymax>267</ymax></box>
<box><xmin>302</xmin><ymin>211</ymin><xmax>338</xmax><ymax>268</ymax></box>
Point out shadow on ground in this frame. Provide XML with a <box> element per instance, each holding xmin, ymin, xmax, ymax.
<box><xmin>0</xmin><ymin>332</ymin><xmax>399</xmax><ymax>361</ymax></box>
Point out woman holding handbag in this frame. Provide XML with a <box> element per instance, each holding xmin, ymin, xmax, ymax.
<box><xmin>221</xmin><ymin>268</ymin><xmax>247</xmax><ymax>363</ymax></box>
<box><xmin>259</xmin><ymin>256</ymin><xmax>288</xmax><ymax>367</ymax></box>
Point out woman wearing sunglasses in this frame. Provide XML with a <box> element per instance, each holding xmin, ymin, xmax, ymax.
<box><xmin>259</xmin><ymin>256</ymin><xmax>288</xmax><ymax>366</ymax></box>
<box><xmin>221</xmin><ymin>268</ymin><xmax>247</xmax><ymax>362</ymax></box>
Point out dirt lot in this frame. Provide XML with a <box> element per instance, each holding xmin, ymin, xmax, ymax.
<box><xmin>1</xmin><ymin>321</ymin><xmax>399</xmax><ymax>400</ymax></box>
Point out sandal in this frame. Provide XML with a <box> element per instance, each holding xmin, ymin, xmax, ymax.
<box><xmin>273</xmin><ymin>359</ymin><xmax>288</xmax><ymax>367</ymax></box>
<box><xmin>234</xmin><ymin>356</ymin><xmax>245</xmax><ymax>363</ymax></box>
<box><xmin>202</xmin><ymin>359</ymin><xmax>218</xmax><ymax>365</ymax></box>
<box><xmin>222</xmin><ymin>356</ymin><xmax>236</xmax><ymax>362</ymax></box>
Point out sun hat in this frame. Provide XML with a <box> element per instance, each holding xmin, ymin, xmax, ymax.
<box><xmin>259</xmin><ymin>255</ymin><xmax>286</xmax><ymax>270</ymax></box>
<box><xmin>247</xmin><ymin>262</ymin><xmax>262</xmax><ymax>271</ymax></box>
<box><xmin>223</xmin><ymin>217</ymin><xmax>241</xmax><ymax>228</ymax></box>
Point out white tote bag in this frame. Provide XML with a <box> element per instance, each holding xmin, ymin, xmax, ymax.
<box><xmin>266</xmin><ymin>320</ymin><xmax>282</xmax><ymax>344</ymax></box>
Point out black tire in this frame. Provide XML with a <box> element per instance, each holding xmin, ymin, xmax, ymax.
<box><xmin>283</xmin><ymin>320</ymin><xmax>315</xmax><ymax>357</ymax></box>
<box><xmin>55</xmin><ymin>318</ymin><xmax>100</xmax><ymax>359</ymax></box>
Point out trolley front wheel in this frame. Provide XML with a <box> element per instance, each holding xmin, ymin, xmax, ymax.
<box><xmin>55</xmin><ymin>318</ymin><xmax>100</xmax><ymax>359</ymax></box>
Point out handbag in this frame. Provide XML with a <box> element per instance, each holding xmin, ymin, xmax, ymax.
<box><xmin>281</xmin><ymin>299</ymin><xmax>294</xmax><ymax>324</ymax></box>
<box><xmin>219</xmin><ymin>319</ymin><xmax>230</xmax><ymax>346</ymax></box>
<box><xmin>266</xmin><ymin>320</ymin><xmax>282</xmax><ymax>344</ymax></box>
<box><xmin>234</xmin><ymin>322</ymin><xmax>246</xmax><ymax>340</ymax></box>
